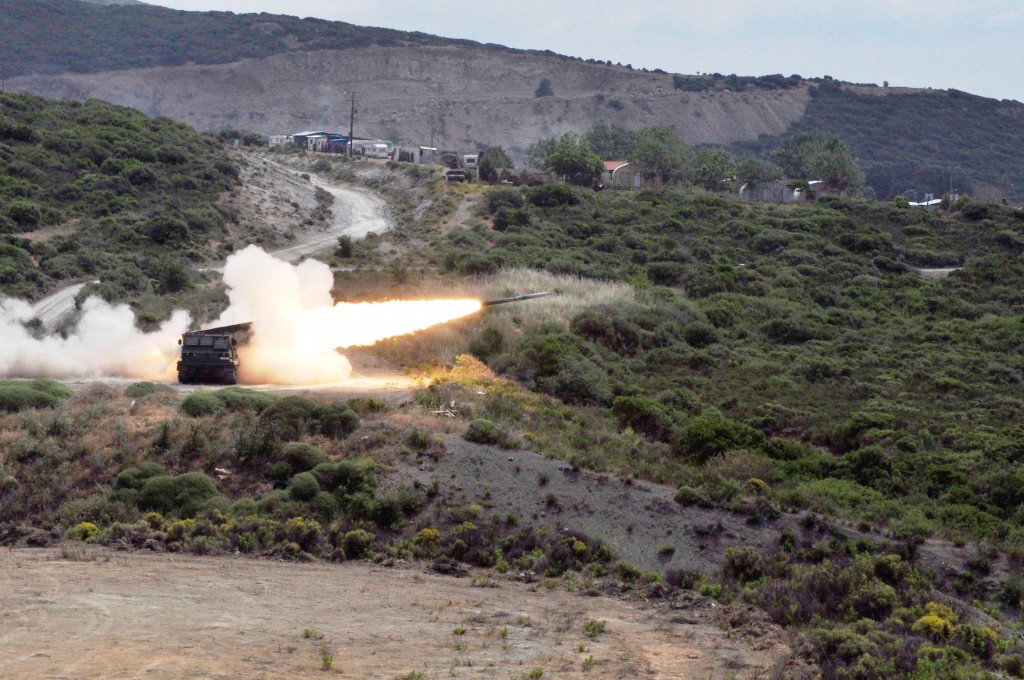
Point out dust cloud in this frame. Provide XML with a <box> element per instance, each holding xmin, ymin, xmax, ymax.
<box><xmin>0</xmin><ymin>296</ymin><xmax>184</xmax><ymax>380</ymax></box>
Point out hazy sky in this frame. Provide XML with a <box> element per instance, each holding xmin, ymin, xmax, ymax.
<box><xmin>148</xmin><ymin>0</ymin><xmax>1023</xmax><ymax>102</ymax></box>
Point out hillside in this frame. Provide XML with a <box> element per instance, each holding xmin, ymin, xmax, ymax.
<box><xmin>4</xmin><ymin>0</ymin><xmax>1024</xmax><ymax>200</ymax></box>
<box><xmin>3</xmin><ymin>100</ymin><xmax>1024</xmax><ymax>676</ymax></box>
<box><xmin>0</xmin><ymin>92</ymin><xmax>237</xmax><ymax>304</ymax></box>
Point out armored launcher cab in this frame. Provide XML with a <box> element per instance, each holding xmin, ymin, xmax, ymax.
<box><xmin>177</xmin><ymin>322</ymin><xmax>253</xmax><ymax>385</ymax></box>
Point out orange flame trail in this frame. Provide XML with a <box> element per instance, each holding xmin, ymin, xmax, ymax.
<box><xmin>297</xmin><ymin>299</ymin><xmax>483</xmax><ymax>351</ymax></box>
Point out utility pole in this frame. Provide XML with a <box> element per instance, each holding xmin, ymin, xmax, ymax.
<box><xmin>348</xmin><ymin>91</ymin><xmax>356</xmax><ymax>158</ymax></box>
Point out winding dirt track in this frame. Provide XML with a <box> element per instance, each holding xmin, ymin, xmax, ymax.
<box><xmin>0</xmin><ymin>548</ymin><xmax>787</xmax><ymax>679</ymax></box>
<box><xmin>30</xmin><ymin>280</ymin><xmax>93</xmax><ymax>330</ymax></box>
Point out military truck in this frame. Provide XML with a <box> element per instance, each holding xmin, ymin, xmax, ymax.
<box><xmin>176</xmin><ymin>323</ymin><xmax>252</xmax><ymax>384</ymax></box>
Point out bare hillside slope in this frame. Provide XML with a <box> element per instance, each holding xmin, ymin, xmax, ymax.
<box><xmin>10</xmin><ymin>46</ymin><xmax>811</xmax><ymax>155</ymax></box>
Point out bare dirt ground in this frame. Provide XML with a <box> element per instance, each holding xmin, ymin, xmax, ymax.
<box><xmin>0</xmin><ymin>547</ymin><xmax>790</xmax><ymax>679</ymax></box>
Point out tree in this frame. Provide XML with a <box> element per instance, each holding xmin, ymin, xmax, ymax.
<box><xmin>478</xmin><ymin>146</ymin><xmax>513</xmax><ymax>183</ymax></box>
<box><xmin>585</xmin><ymin>123</ymin><xmax>636</xmax><ymax>160</ymax></box>
<box><xmin>809</xmin><ymin>141</ymin><xmax>865</xmax><ymax>194</ymax></box>
<box><xmin>736</xmin><ymin>156</ymin><xmax>783</xmax><ymax>186</ymax></box>
<box><xmin>535</xmin><ymin>78</ymin><xmax>554</xmax><ymax>98</ymax></box>
<box><xmin>770</xmin><ymin>132</ymin><xmax>865</xmax><ymax>193</ymax></box>
<box><xmin>629</xmin><ymin>126</ymin><xmax>692</xmax><ymax>184</ymax></box>
<box><xmin>544</xmin><ymin>133</ymin><xmax>604</xmax><ymax>186</ymax></box>
<box><xmin>690</xmin><ymin>148</ymin><xmax>735</xmax><ymax>191</ymax></box>
<box><xmin>527</xmin><ymin>138</ymin><xmax>557</xmax><ymax>169</ymax></box>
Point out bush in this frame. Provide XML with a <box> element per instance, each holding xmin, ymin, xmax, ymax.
<box><xmin>181</xmin><ymin>392</ymin><xmax>222</xmax><ymax>417</ymax></box>
<box><xmin>137</xmin><ymin>472</ymin><xmax>222</xmax><ymax>518</ymax></box>
<box><xmin>540</xmin><ymin>356</ymin><xmax>612</xmax><ymax>405</ymax></box>
<box><xmin>213</xmin><ymin>387</ymin><xmax>276</xmax><ymax>413</ymax></box>
<box><xmin>672</xmin><ymin>415</ymin><xmax>764</xmax><ymax>464</ymax></box>
<box><xmin>313</xmin><ymin>459</ymin><xmax>377</xmax><ymax>497</ymax></box>
<box><xmin>721</xmin><ymin>547</ymin><xmax>763</xmax><ymax>583</ymax></box>
<box><xmin>289</xmin><ymin>472</ymin><xmax>320</xmax><ymax>502</ymax></box>
<box><xmin>64</xmin><ymin>521</ymin><xmax>99</xmax><ymax>541</ymax></box>
<box><xmin>281</xmin><ymin>443</ymin><xmax>326</xmax><ymax>473</ymax></box>
<box><xmin>464</xmin><ymin>419</ymin><xmax>513</xmax><ymax>447</ymax></box>
<box><xmin>612</xmin><ymin>396</ymin><xmax>672</xmax><ymax>441</ymax></box>
<box><xmin>260</xmin><ymin>396</ymin><xmax>317</xmax><ymax>439</ymax></box>
<box><xmin>683</xmin><ymin>323</ymin><xmax>718</xmax><ymax>348</ymax></box>
<box><xmin>342</xmin><ymin>529</ymin><xmax>375</xmax><ymax>559</ymax></box>
<box><xmin>0</xmin><ymin>379</ymin><xmax>73</xmax><ymax>412</ymax></box>
<box><xmin>674</xmin><ymin>485</ymin><xmax>701</xmax><ymax>505</ymax></box>
<box><xmin>124</xmin><ymin>381</ymin><xmax>161</xmax><ymax>398</ymax></box>
<box><xmin>261</xmin><ymin>397</ymin><xmax>359</xmax><ymax>440</ymax></box>
<box><xmin>527</xmin><ymin>184</ymin><xmax>579</xmax><ymax>208</ymax></box>
<box><xmin>58</xmin><ymin>494</ymin><xmax>140</xmax><ymax>527</ymax></box>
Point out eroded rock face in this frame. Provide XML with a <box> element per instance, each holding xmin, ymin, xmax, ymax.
<box><xmin>9</xmin><ymin>45</ymin><xmax>811</xmax><ymax>156</ymax></box>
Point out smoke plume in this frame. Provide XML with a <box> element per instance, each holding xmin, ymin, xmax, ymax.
<box><xmin>0</xmin><ymin>296</ymin><xmax>184</xmax><ymax>380</ymax></box>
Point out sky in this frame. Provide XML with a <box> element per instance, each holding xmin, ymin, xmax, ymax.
<box><xmin>147</xmin><ymin>0</ymin><xmax>1023</xmax><ymax>103</ymax></box>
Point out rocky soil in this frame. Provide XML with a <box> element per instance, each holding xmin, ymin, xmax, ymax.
<box><xmin>0</xmin><ymin>547</ymin><xmax>791</xmax><ymax>679</ymax></box>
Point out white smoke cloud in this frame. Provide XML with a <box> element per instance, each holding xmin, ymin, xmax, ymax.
<box><xmin>214</xmin><ymin>245</ymin><xmax>354</xmax><ymax>384</ymax></box>
<box><xmin>0</xmin><ymin>295</ymin><xmax>185</xmax><ymax>380</ymax></box>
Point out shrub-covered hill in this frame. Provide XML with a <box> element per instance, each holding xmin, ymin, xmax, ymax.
<box><xmin>436</xmin><ymin>185</ymin><xmax>1024</xmax><ymax>546</ymax></box>
<box><xmin>0</xmin><ymin>0</ymin><xmax>476</xmax><ymax>78</ymax></box>
<box><xmin>739</xmin><ymin>82</ymin><xmax>1024</xmax><ymax>202</ymax></box>
<box><xmin>0</xmin><ymin>92</ymin><xmax>237</xmax><ymax>301</ymax></box>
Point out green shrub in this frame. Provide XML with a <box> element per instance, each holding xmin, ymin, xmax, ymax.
<box><xmin>124</xmin><ymin>381</ymin><xmax>161</xmax><ymax>398</ymax></box>
<box><xmin>64</xmin><ymin>521</ymin><xmax>99</xmax><ymax>541</ymax></box>
<box><xmin>312</xmin><ymin>403</ymin><xmax>360</xmax><ymax>438</ymax></box>
<box><xmin>0</xmin><ymin>379</ymin><xmax>73</xmax><ymax>412</ymax></box>
<box><xmin>57</xmin><ymin>494</ymin><xmax>139</xmax><ymax>527</ymax></box>
<box><xmin>260</xmin><ymin>397</ymin><xmax>359</xmax><ymax>440</ymax></box>
<box><xmin>541</xmin><ymin>356</ymin><xmax>612</xmax><ymax>405</ymax></box>
<box><xmin>683</xmin><ymin>323</ymin><xmax>718</xmax><ymax>348</ymax></box>
<box><xmin>721</xmin><ymin>547</ymin><xmax>763</xmax><ymax>583</ymax></box>
<box><xmin>213</xmin><ymin>387</ymin><xmax>276</xmax><ymax>413</ymax></box>
<box><xmin>259</xmin><ymin>395</ymin><xmax>317</xmax><ymax>439</ymax></box>
<box><xmin>674</xmin><ymin>485</ymin><xmax>701</xmax><ymax>505</ymax></box>
<box><xmin>313</xmin><ymin>459</ymin><xmax>377</xmax><ymax>497</ymax></box>
<box><xmin>527</xmin><ymin>184</ymin><xmax>579</xmax><ymax>207</ymax></box>
<box><xmin>289</xmin><ymin>471</ymin><xmax>320</xmax><ymax>501</ymax></box>
<box><xmin>463</xmin><ymin>419</ymin><xmax>513</xmax><ymax>447</ymax></box>
<box><xmin>342</xmin><ymin>529</ymin><xmax>375</xmax><ymax>559</ymax></box>
<box><xmin>181</xmin><ymin>392</ymin><xmax>222</xmax><ymax>417</ymax></box>
<box><xmin>137</xmin><ymin>472</ymin><xmax>221</xmax><ymax>518</ymax></box>
<box><xmin>672</xmin><ymin>415</ymin><xmax>764</xmax><ymax>464</ymax></box>
<box><xmin>612</xmin><ymin>396</ymin><xmax>672</xmax><ymax>441</ymax></box>
<box><xmin>281</xmin><ymin>443</ymin><xmax>326</xmax><ymax>473</ymax></box>
<box><xmin>109</xmin><ymin>462</ymin><xmax>166</xmax><ymax>505</ymax></box>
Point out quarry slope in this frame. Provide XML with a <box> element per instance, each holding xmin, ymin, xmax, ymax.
<box><xmin>9</xmin><ymin>46</ymin><xmax>811</xmax><ymax>155</ymax></box>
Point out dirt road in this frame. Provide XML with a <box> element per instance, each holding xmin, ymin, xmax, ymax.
<box><xmin>271</xmin><ymin>174</ymin><xmax>392</xmax><ymax>263</ymax></box>
<box><xmin>29</xmin><ymin>280</ymin><xmax>94</xmax><ymax>330</ymax></box>
<box><xmin>0</xmin><ymin>548</ymin><xmax>787</xmax><ymax>679</ymax></box>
